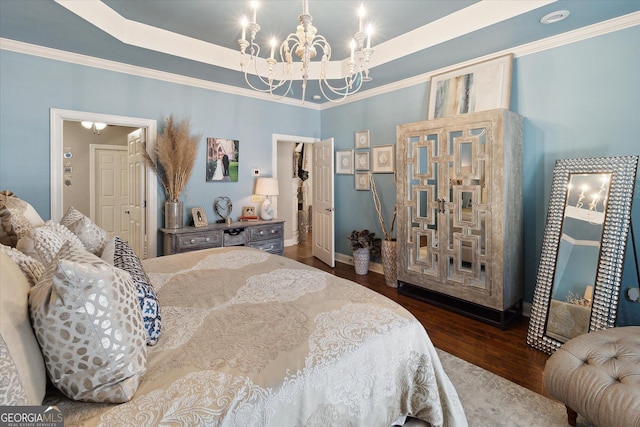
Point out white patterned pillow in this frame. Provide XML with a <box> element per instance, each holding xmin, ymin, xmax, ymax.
<box><xmin>0</xmin><ymin>252</ymin><xmax>46</xmax><ymax>405</ymax></box>
<box><xmin>60</xmin><ymin>206</ymin><xmax>85</xmax><ymax>227</ymax></box>
<box><xmin>0</xmin><ymin>243</ymin><xmax>45</xmax><ymax>286</ymax></box>
<box><xmin>29</xmin><ymin>242</ymin><xmax>147</xmax><ymax>403</ymax></box>
<box><xmin>113</xmin><ymin>237</ymin><xmax>162</xmax><ymax>345</ymax></box>
<box><xmin>60</xmin><ymin>207</ymin><xmax>109</xmax><ymax>255</ymax></box>
<box><xmin>0</xmin><ymin>334</ymin><xmax>29</xmax><ymax>405</ymax></box>
<box><xmin>1</xmin><ymin>192</ymin><xmax>44</xmax><ymax>240</ymax></box>
<box><xmin>66</xmin><ymin>216</ymin><xmax>109</xmax><ymax>255</ymax></box>
<box><xmin>16</xmin><ymin>221</ymin><xmax>85</xmax><ymax>265</ymax></box>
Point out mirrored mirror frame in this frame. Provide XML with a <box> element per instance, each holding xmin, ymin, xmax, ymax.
<box><xmin>527</xmin><ymin>155</ymin><xmax>639</xmax><ymax>354</ymax></box>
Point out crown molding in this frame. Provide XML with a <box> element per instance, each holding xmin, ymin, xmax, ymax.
<box><xmin>1</xmin><ymin>11</ymin><xmax>637</xmax><ymax>111</ymax></box>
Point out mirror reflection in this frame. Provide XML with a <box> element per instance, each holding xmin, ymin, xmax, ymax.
<box><xmin>546</xmin><ymin>173</ymin><xmax>611</xmax><ymax>342</ymax></box>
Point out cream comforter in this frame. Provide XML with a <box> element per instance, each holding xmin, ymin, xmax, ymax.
<box><xmin>44</xmin><ymin>247</ymin><xmax>466</xmax><ymax>426</ymax></box>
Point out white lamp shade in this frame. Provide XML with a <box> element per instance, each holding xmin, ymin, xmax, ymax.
<box><xmin>255</xmin><ymin>177</ymin><xmax>279</xmax><ymax>196</ymax></box>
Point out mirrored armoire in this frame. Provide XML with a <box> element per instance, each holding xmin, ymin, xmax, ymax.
<box><xmin>396</xmin><ymin>108</ymin><xmax>523</xmax><ymax>328</ymax></box>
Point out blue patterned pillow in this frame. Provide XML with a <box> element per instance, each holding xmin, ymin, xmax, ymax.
<box><xmin>113</xmin><ymin>237</ymin><xmax>161</xmax><ymax>345</ymax></box>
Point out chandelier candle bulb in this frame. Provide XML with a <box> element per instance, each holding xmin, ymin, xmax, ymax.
<box><xmin>241</xmin><ymin>17</ymin><xmax>247</xmax><ymax>40</ymax></box>
<box><xmin>303</xmin><ymin>0</ymin><xmax>309</xmax><ymax>15</ymax></box>
<box><xmin>366</xmin><ymin>25</ymin><xmax>372</xmax><ymax>49</ymax></box>
<box><xmin>350</xmin><ymin>39</ymin><xmax>355</xmax><ymax>61</ymax></box>
<box><xmin>252</xmin><ymin>1</ymin><xmax>258</xmax><ymax>23</ymax></box>
<box><xmin>359</xmin><ymin>4</ymin><xmax>365</xmax><ymax>32</ymax></box>
<box><xmin>270</xmin><ymin>38</ymin><xmax>276</xmax><ymax>59</ymax></box>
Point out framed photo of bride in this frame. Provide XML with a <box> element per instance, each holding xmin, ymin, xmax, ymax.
<box><xmin>206</xmin><ymin>137</ymin><xmax>239</xmax><ymax>182</ymax></box>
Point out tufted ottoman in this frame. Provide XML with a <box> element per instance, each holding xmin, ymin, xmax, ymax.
<box><xmin>544</xmin><ymin>326</ymin><xmax>640</xmax><ymax>427</ymax></box>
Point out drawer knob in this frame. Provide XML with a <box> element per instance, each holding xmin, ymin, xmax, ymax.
<box><xmin>190</xmin><ymin>239</ymin><xmax>196</xmax><ymax>244</ymax></box>
<box><xmin>259</xmin><ymin>230</ymin><xmax>265</xmax><ymax>235</ymax></box>
<box><xmin>271</xmin><ymin>229</ymin><xmax>276</xmax><ymax>234</ymax></box>
<box><xmin>205</xmin><ymin>237</ymin><xmax>211</xmax><ymax>242</ymax></box>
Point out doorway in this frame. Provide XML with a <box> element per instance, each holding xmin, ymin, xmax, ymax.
<box><xmin>50</xmin><ymin>109</ymin><xmax>158</xmax><ymax>258</ymax></box>
<box><xmin>272</xmin><ymin>134</ymin><xmax>335</xmax><ymax>267</ymax></box>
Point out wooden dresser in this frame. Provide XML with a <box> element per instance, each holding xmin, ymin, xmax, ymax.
<box><xmin>160</xmin><ymin>220</ymin><xmax>284</xmax><ymax>256</ymax></box>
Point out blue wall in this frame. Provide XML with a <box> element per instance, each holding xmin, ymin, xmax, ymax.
<box><xmin>0</xmin><ymin>50</ymin><xmax>320</xmax><ymax>228</ymax></box>
<box><xmin>1</xmin><ymin>25</ymin><xmax>638</xmax><ymax>325</ymax></box>
<box><xmin>320</xmin><ymin>26</ymin><xmax>640</xmax><ymax>325</ymax></box>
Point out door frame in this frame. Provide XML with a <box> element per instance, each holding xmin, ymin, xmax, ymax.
<box><xmin>271</xmin><ymin>133</ymin><xmax>319</xmax><ymax>245</ymax></box>
<box><xmin>50</xmin><ymin>108</ymin><xmax>158</xmax><ymax>258</ymax></box>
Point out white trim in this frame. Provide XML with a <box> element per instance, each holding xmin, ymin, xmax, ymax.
<box><xmin>1</xmin><ymin>12</ymin><xmax>637</xmax><ymax>109</ymax></box>
<box><xmin>50</xmin><ymin>108</ymin><xmax>158</xmax><ymax>258</ymax></box>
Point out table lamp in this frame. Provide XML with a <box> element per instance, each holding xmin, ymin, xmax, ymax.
<box><xmin>255</xmin><ymin>177</ymin><xmax>279</xmax><ymax>220</ymax></box>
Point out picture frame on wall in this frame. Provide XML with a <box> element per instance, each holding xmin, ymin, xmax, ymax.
<box><xmin>355</xmin><ymin>172</ymin><xmax>370</xmax><ymax>191</ymax></box>
<box><xmin>206</xmin><ymin>137</ymin><xmax>240</xmax><ymax>182</ymax></box>
<box><xmin>336</xmin><ymin>150</ymin><xmax>354</xmax><ymax>174</ymax></box>
<box><xmin>371</xmin><ymin>145</ymin><xmax>395</xmax><ymax>173</ymax></box>
<box><xmin>192</xmin><ymin>207</ymin><xmax>208</xmax><ymax>227</ymax></box>
<box><xmin>355</xmin><ymin>151</ymin><xmax>370</xmax><ymax>171</ymax></box>
<box><xmin>427</xmin><ymin>53</ymin><xmax>513</xmax><ymax>120</ymax></box>
<box><xmin>355</xmin><ymin>130</ymin><xmax>370</xmax><ymax>149</ymax></box>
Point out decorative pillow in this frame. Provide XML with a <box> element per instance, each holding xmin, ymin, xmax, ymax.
<box><xmin>28</xmin><ymin>242</ymin><xmax>147</xmax><ymax>403</ymax></box>
<box><xmin>16</xmin><ymin>221</ymin><xmax>85</xmax><ymax>265</ymax></box>
<box><xmin>0</xmin><ymin>201</ymin><xmax>18</xmax><ymax>247</ymax></box>
<box><xmin>1</xmin><ymin>191</ymin><xmax>44</xmax><ymax>240</ymax></box>
<box><xmin>0</xmin><ymin>252</ymin><xmax>47</xmax><ymax>405</ymax></box>
<box><xmin>0</xmin><ymin>334</ymin><xmax>29</xmax><ymax>405</ymax></box>
<box><xmin>59</xmin><ymin>206</ymin><xmax>85</xmax><ymax>227</ymax></box>
<box><xmin>66</xmin><ymin>216</ymin><xmax>109</xmax><ymax>255</ymax></box>
<box><xmin>0</xmin><ymin>243</ymin><xmax>45</xmax><ymax>286</ymax></box>
<box><xmin>113</xmin><ymin>237</ymin><xmax>162</xmax><ymax>345</ymax></box>
<box><xmin>101</xmin><ymin>237</ymin><xmax>116</xmax><ymax>265</ymax></box>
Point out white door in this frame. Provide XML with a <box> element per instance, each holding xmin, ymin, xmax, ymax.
<box><xmin>91</xmin><ymin>145</ymin><xmax>129</xmax><ymax>241</ymax></box>
<box><xmin>127</xmin><ymin>129</ymin><xmax>147</xmax><ymax>258</ymax></box>
<box><xmin>312</xmin><ymin>138</ymin><xmax>335</xmax><ymax>266</ymax></box>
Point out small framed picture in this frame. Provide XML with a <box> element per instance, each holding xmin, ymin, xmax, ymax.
<box><xmin>372</xmin><ymin>145</ymin><xmax>395</xmax><ymax>173</ymax></box>
<box><xmin>242</xmin><ymin>206</ymin><xmax>257</xmax><ymax>217</ymax></box>
<box><xmin>192</xmin><ymin>207</ymin><xmax>208</xmax><ymax>227</ymax></box>
<box><xmin>355</xmin><ymin>151</ymin><xmax>370</xmax><ymax>171</ymax></box>
<box><xmin>355</xmin><ymin>130</ymin><xmax>370</xmax><ymax>149</ymax></box>
<box><xmin>355</xmin><ymin>172</ymin><xmax>370</xmax><ymax>191</ymax></box>
<box><xmin>336</xmin><ymin>150</ymin><xmax>354</xmax><ymax>175</ymax></box>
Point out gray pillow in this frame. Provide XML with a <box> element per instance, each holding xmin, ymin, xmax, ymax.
<box><xmin>29</xmin><ymin>242</ymin><xmax>147</xmax><ymax>403</ymax></box>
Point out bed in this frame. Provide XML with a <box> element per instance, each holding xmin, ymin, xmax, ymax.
<box><xmin>1</xmin><ymin>194</ymin><xmax>467</xmax><ymax>426</ymax></box>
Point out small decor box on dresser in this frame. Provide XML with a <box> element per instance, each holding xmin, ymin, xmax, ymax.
<box><xmin>161</xmin><ymin>220</ymin><xmax>284</xmax><ymax>256</ymax></box>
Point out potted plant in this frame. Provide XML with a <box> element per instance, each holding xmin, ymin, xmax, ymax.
<box><xmin>348</xmin><ymin>229</ymin><xmax>381</xmax><ymax>275</ymax></box>
<box><xmin>142</xmin><ymin>114</ymin><xmax>201</xmax><ymax>228</ymax></box>
<box><xmin>369</xmin><ymin>173</ymin><xmax>398</xmax><ymax>287</ymax></box>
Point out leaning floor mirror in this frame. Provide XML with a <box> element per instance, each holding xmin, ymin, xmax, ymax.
<box><xmin>527</xmin><ymin>155</ymin><xmax>639</xmax><ymax>354</ymax></box>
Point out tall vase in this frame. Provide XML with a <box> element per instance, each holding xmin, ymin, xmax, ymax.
<box><xmin>381</xmin><ymin>239</ymin><xmax>398</xmax><ymax>287</ymax></box>
<box><xmin>164</xmin><ymin>200</ymin><xmax>183</xmax><ymax>229</ymax></box>
<box><xmin>353</xmin><ymin>247</ymin><xmax>370</xmax><ymax>275</ymax></box>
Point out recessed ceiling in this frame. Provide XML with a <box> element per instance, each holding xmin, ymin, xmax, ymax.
<box><xmin>1</xmin><ymin>0</ymin><xmax>638</xmax><ymax>103</ymax></box>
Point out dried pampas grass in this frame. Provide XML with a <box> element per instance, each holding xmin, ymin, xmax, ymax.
<box><xmin>143</xmin><ymin>115</ymin><xmax>201</xmax><ymax>202</ymax></box>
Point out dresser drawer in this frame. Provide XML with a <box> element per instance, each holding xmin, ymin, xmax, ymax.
<box><xmin>175</xmin><ymin>230</ymin><xmax>223</xmax><ymax>252</ymax></box>
<box><xmin>248</xmin><ymin>238</ymin><xmax>283</xmax><ymax>255</ymax></box>
<box><xmin>249</xmin><ymin>223</ymin><xmax>284</xmax><ymax>242</ymax></box>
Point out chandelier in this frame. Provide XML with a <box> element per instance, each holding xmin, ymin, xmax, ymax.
<box><xmin>238</xmin><ymin>1</ymin><xmax>374</xmax><ymax>103</ymax></box>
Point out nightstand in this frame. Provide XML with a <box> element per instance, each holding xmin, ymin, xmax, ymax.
<box><xmin>160</xmin><ymin>220</ymin><xmax>284</xmax><ymax>256</ymax></box>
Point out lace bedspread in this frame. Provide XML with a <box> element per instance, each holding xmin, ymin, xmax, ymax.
<box><xmin>45</xmin><ymin>247</ymin><xmax>466</xmax><ymax>426</ymax></box>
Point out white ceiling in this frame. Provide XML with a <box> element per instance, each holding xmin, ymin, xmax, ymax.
<box><xmin>1</xmin><ymin>0</ymin><xmax>639</xmax><ymax>103</ymax></box>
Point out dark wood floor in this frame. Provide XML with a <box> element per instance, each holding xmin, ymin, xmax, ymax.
<box><xmin>283</xmin><ymin>234</ymin><xmax>552</xmax><ymax>398</ymax></box>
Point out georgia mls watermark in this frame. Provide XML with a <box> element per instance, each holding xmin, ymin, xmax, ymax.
<box><xmin>0</xmin><ymin>406</ymin><xmax>63</xmax><ymax>427</ymax></box>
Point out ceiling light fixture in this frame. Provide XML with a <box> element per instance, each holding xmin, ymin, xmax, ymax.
<box><xmin>81</xmin><ymin>121</ymin><xmax>107</xmax><ymax>134</ymax></box>
<box><xmin>540</xmin><ymin>10</ymin><xmax>570</xmax><ymax>24</ymax></box>
<box><xmin>238</xmin><ymin>0</ymin><xmax>374</xmax><ymax>103</ymax></box>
